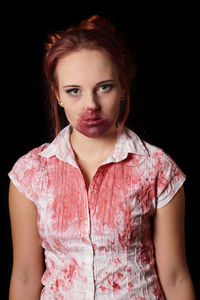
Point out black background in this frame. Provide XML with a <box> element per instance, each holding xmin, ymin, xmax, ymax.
<box><xmin>2</xmin><ymin>3</ymin><xmax>199</xmax><ymax>299</ymax></box>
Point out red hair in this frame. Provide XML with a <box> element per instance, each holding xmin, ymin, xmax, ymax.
<box><xmin>43</xmin><ymin>15</ymin><xmax>136</xmax><ymax>137</ymax></box>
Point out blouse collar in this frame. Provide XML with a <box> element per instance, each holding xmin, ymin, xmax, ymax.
<box><xmin>39</xmin><ymin>124</ymin><xmax>149</xmax><ymax>168</ymax></box>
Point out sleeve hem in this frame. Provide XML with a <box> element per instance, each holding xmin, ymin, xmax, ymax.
<box><xmin>156</xmin><ymin>174</ymin><xmax>186</xmax><ymax>209</ymax></box>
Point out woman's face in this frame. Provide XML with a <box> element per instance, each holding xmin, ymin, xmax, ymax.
<box><xmin>54</xmin><ymin>49</ymin><xmax>124</xmax><ymax>138</ymax></box>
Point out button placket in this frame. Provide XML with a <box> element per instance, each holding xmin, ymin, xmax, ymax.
<box><xmin>84</xmin><ymin>181</ymin><xmax>96</xmax><ymax>298</ymax></box>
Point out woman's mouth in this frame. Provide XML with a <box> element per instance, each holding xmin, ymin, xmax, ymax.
<box><xmin>75</xmin><ymin>111</ymin><xmax>112</xmax><ymax>137</ymax></box>
<box><xmin>84</xmin><ymin>118</ymin><xmax>104</xmax><ymax>125</ymax></box>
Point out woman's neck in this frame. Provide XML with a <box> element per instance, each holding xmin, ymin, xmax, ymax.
<box><xmin>70</xmin><ymin>126</ymin><xmax>118</xmax><ymax>163</ymax></box>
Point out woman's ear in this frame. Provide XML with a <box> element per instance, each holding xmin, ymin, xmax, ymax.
<box><xmin>51</xmin><ymin>82</ymin><xmax>60</xmax><ymax>100</ymax></box>
<box><xmin>51</xmin><ymin>83</ymin><xmax>63</xmax><ymax>107</ymax></box>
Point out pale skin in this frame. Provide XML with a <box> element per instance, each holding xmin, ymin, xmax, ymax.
<box><xmin>9</xmin><ymin>49</ymin><xmax>196</xmax><ymax>299</ymax></box>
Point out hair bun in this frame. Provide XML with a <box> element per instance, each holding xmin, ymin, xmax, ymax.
<box><xmin>45</xmin><ymin>32</ymin><xmax>63</xmax><ymax>51</ymax></box>
<box><xmin>45</xmin><ymin>15</ymin><xmax>116</xmax><ymax>51</ymax></box>
<box><xmin>67</xmin><ymin>15</ymin><xmax>116</xmax><ymax>36</ymax></box>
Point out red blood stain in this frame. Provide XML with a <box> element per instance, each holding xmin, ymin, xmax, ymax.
<box><xmin>100</xmin><ymin>285</ymin><xmax>106</xmax><ymax>292</ymax></box>
<box><xmin>128</xmin><ymin>282</ymin><xmax>134</xmax><ymax>288</ymax></box>
<box><xmin>82</xmin><ymin>237</ymin><xmax>91</xmax><ymax>245</ymax></box>
<box><xmin>117</xmin><ymin>272</ymin><xmax>124</xmax><ymax>279</ymax></box>
<box><xmin>113</xmin><ymin>258</ymin><xmax>121</xmax><ymax>264</ymax></box>
<box><xmin>92</xmin><ymin>242</ymin><xmax>97</xmax><ymax>249</ymax></box>
<box><xmin>140</xmin><ymin>245</ymin><xmax>151</xmax><ymax>266</ymax></box>
<box><xmin>63</xmin><ymin>263</ymin><xmax>76</xmax><ymax>284</ymax></box>
<box><xmin>49</xmin><ymin>162</ymin><xmax>88</xmax><ymax>236</ymax></box>
<box><xmin>55</xmin><ymin>279</ymin><xmax>59</xmax><ymax>290</ymax></box>
<box><xmin>98</xmin><ymin>246</ymin><xmax>105</xmax><ymax>253</ymax></box>
<box><xmin>68</xmin><ymin>264</ymin><xmax>76</xmax><ymax>280</ymax></box>
<box><xmin>153</xmin><ymin>284</ymin><xmax>163</xmax><ymax>298</ymax></box>
<box><xmin>113</xmin><ymin>282</ymin><xmax>121</xmax><ymax>290</ymax></box>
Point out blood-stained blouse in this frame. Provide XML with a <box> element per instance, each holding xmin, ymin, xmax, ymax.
<box><xmin>8</xmin><ymin>125</ymin><xmax>186</xmax><ymax>299</ymax></box>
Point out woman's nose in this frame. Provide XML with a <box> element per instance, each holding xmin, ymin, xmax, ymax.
<box><xmin>85</xmin><ymin>91</ymin><xmax>100</xmax><ymax>111</ymax></box>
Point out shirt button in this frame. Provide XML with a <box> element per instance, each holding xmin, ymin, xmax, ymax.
<box><xmin>94</xmin><ymin>189</ymin><xmax>98</xmax><ymax>195</ymax></box>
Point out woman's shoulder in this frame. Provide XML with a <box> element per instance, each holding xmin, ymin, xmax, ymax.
<box><xmin>123</xmin><ymin>126</ymin><xmax>184</xmax><ymax>174</ymax></box>
<box><xmin>9</xmin><ymin>143</ymin><xmax>50</xmax><ymax>176</ymax></box>
<box><xmin>141</xmin><ymin>137</ymin><xmax>177</xmax><ymax>166</ymax></box>
<box><xmin>138</xmin><ymin>139</ymin><xmax>186</xmax><ymax>209</ymax></box>
<box><xmin>25</xmin><ymin>143</ymin><xmax>49</xmax><ymax>157</ymax></box>
<box><xmin>8</xmin><ymin>143</ymin><xmax>50</xmax><ymax>202</ymax></box>
<box><xmin>125</xmin><ymin>126</ymin><xmax>175</xmax><ymax>164</ymax></box>
<box><xmin>142</xmin><ymin>138</ymin><xmax>186</xmax><ymax>184</ymax></box>
<box><xmin>18</xmin><ymin>143</ymin><xmax>49</xmax><ymax>162</ymax></box>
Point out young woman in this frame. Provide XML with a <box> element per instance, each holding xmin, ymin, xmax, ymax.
<box><xmin>8</xmin><ymin>15</ymin><xmax>196</xmax><ymax>299</ymax></box>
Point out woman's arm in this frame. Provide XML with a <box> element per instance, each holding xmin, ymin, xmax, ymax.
<box><xmin>9</xmin><ymin>181</ymin><xmax>44</xmax><ymax>300</ymax></box>
<box><xmin>153</xmin><ymin>186</ymin><xmax>196</xmax><ymax>299</ymax></box>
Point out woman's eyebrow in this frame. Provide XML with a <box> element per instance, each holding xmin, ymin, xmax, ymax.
<box><xmin>96</xmin><ymin>79</ymin><xmax>114</xmax><ymax>86</ymax></box>
<box><xmin>63</xmin><ymin>79</ymin><xmax>114</xmax><ymax>88</ymax></box>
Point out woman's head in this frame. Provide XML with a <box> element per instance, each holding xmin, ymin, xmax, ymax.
<box><xmin>53</xmin><ymin>49</ymin><xmax>124</xmax><ymax>139</ymax></box>
<box><xmin>43</xmin><ymin>15</ymin><xmax>136</xmax><ymax>138</ymax></box>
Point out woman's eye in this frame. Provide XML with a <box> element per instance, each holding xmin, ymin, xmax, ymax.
<box><xmin>98</xmin><ymin>84</ymin><xmax>113</xmax><ymax>93</ymax></box>
<box><xmin>66</xmin><ymin>88</ymin><xmax>80</xmax><ymax>96</ymax></box>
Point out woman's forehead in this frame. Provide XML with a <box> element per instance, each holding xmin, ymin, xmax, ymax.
<box><xmin>55</xmin><ymin>49</ymin><xmax>119</xmax><ymax>86</ymax></box>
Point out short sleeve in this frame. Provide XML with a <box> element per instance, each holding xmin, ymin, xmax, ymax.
<box><xmin>156</xmin><ymin>151</ymin><xmax>186</xmax><ymax>209</ymax></box>
<box><xmin>8</xmin><ymin>146</ymin><xmax>45</xmax><ymax>203</ymax></box>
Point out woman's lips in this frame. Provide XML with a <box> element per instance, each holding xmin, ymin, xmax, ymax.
<box><xmin>86</xmin><ymin>117</ymin><xmax>101</xmax><ymax>121</ymax></box>
<box><xmin>83</xmin><ymin>118</ymin><xmax>104</xmax><ymax>126</ymax></box>
<box><xmin>81</xmin><ymin>111</ymin><xmax>102</xmax><ymax>120</ymax></box>
<box><xmin>75</xmin><ymin>111</ymin><xmax>112</xmax><ymax>137</ymax></box>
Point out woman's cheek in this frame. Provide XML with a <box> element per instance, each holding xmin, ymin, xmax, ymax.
<box><xmin>63</xmin><ymin>107</ymin><xmax>75</xmax><ymax>124</ymax></box>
